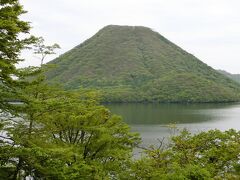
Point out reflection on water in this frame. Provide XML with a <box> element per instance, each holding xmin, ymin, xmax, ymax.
<box><xmin>107</xmin><ymin>103</ymin><xmax>240</xmax><ymax>147</ymax></box>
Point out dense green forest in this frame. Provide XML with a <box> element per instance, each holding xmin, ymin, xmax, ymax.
<box><xmin>218</xmin><ymin>70</ymin><xmax>240</xmax><ymax>84</ymax></box>
<box><xmin>1</xmin><ymin>1</ymin><xmax>240</xmax><ymax>179</ymax></box>
<box><xmin>46</xmin><ymin>25</ymin><xmax>240</xmax><ymax>103</ymax></box>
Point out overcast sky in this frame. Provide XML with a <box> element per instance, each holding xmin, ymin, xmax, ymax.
<box><xmin>20</xmin><ymin>0</ymin><xmax>240</xmax><ymax>74</ymax></box>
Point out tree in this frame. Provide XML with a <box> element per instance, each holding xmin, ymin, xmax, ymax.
<box><xmin>0</xmin><ymin>0</ymin><xmax>38</xmax><ymax>111</ymax></box>
<box><xmin>1</xmin><ymin>80</ymin><xmax>140</xmax><ymax>179</ymax></box>
<box><xmin>33</xmin><ymin>37</ymin><xmax>60</xmax><ymax>65</ymax></box>
<box><xmin>131</xmin><ymin>129</ymin><xmax>240</xmax><ymax>179</ymax></box>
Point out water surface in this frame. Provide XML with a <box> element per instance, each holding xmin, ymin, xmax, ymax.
<box><xmin>107</xmin><ymin>103</ymin><xmax>240</xmax><ymax>147</ymax></box>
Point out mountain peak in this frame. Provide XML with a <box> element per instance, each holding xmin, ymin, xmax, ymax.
<box><xmin>103</xmin><ymin>24</ymin><xmax>152</xmax><ymax>30</ymax></box>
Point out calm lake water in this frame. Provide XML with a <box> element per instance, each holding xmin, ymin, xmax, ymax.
<box><xmin>106</xmin><ymin>103</ymin><xmax>240</xmax><ymax>147</ymax></box>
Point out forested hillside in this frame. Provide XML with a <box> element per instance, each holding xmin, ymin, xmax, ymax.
<box><xmin>218</xmin><ymin>70</ymin><xmax>240</xmax><ymax>84</ymax></box>
<box><xmin>46</xmin><ymin>25</ymin><xmax>240</xmax><ymax>103</ymax></box>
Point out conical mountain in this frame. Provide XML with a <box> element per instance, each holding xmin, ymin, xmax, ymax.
<box><xmin>46</xmin><ymin>25</ymin><xmax>240</xmax><ymax>103</ymax></box>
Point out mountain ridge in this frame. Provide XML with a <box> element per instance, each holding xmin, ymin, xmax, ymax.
<box><xmin>218</xmin><ymin>70</ymin><xmax>240</xmax><ymax>84</ymax></box>
<box><xmin>46</xmin><ymin>25</ymin><xmax>240</xmax><ymax>103</ymax></box>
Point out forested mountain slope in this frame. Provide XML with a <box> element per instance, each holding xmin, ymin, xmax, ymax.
<box><xmin>218</xmin><ymin>70</ymin><xmax>240</xmax><ymax>84</ymax></box>
<box><xmin>46</xmin><ymin>25</ymin><xmax>240</xmax><ymax>102</ymax></box>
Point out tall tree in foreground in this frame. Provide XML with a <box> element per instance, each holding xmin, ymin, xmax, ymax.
<box><xmin>0</xmin><ymin>0</ymin><xmax>38</xmax><ymax>112</ymax></box>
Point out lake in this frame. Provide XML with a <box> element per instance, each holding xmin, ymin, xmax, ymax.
<box><xmin>106</xmin><ymin>103</ymin><xmax>240</xmax><ymax>148</ymax></box>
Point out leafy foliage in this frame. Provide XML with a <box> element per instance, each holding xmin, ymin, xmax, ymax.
<box><xmin>46</xmin><ymin>25</ymin><xmax>240</xmax><ymax>103</ymax></box>
<box><xmin>0</xmin><ymin>80</ymin><xmax>140</xmax><ymax>179</ymax></box>
<box><xmin>131</xmin><ymin>129</ymin><xmax>240</xmax><ymax>179</ymax></box>
<box><xmin>0</xmin><ymin>0</ymin><xmax>38</xmax><ymax>112</ymax></box>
